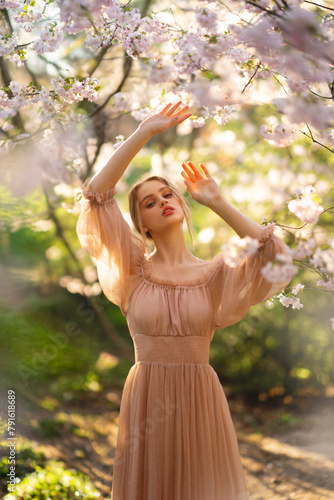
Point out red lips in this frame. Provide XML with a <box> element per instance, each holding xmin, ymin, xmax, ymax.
<box><xmin>162</xmin><ymin>205</ymin><xmax>175</xmax><ymax>216</ymax></box>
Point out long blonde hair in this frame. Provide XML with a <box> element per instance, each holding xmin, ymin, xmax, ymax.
<box><xmin>128</xmin><ymin>174</ymin><xmax>194</xmax><ymax>251</ymax></box>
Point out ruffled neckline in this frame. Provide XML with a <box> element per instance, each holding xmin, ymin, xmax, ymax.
<box><xmin>140</xmin><ymin>224</ymin><xmax>275</xmax><ymax>288</ymax></box>
<box><xmin>141</xmin><ymin>253</ymin><xmax>225</xmax><ymax>287</ymax></box>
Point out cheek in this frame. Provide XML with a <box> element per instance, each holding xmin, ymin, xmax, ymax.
<box><xmin>139</xmin><ymin>207</ymin><xmax>155</xmax><ymax>228</ymax></box>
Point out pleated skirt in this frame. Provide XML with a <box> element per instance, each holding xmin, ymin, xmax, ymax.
<box><xmin>111</xmin><ymin>361</ymin><xmax>249</xmax><ymax>500</ymax></box>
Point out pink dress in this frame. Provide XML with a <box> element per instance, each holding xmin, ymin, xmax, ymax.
<box><xmin>76</xmin><ymin>180</ymin><xmax>292</xmax><ymax>500</ymax></box>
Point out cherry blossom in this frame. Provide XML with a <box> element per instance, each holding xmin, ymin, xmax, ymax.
<box><xmin>310</xmin><ymin>245</ymin><xmax>334</xmax><ymax>274</ymax></box>
<box><xmin>261</xmin><ymin>124</ymin><xmax>297</xmax><ymax>148</ymax></box>
<box><xmin>291</xmin><ymin>239</ymin><xmax>316</xmax><ymax>260</ymax></box>
<box><xmin>261</xmin><ymin>253</ymin><xmax>298</xmax><ymax>283</ymax></box>
<box><xmin>273</xmin><ymin>96</ymin><xmax>334</xmax><ymax>130</ymax></box>
<box><xmin>278</xmin><ymin>293</ymin><xmax>304</xmax><ymax>310</ymax></box>
<box><xmin>33</xmin><ymin>23</ymin><xmax>64</xmax><ymax>54</ymax></box>
<box><xmin>317</xmin><ymin>279</ymin><xmax>334</xmax><ymax>292</ymax></box>
<box><xmin>291</xmin><ymin>283</ymin><xmax>305</xmax><ymax>295</ymax></box>
<box><xmin>0</xmin><ymin>1</ymin><xmax>20</xmax><ymax>9</ymax></box>
<box><xmin>0</xmin><ymin>32</ymin><xmax>18</xmax><ymax>56</ymax></box>
<box><xmin>287</xmin><ymin>186</ymin><xmax>324</xmax><ymax>224</ymax></box>
<box><xmin>221</xmin><ymin>235</ymin><xmax>259</xmax><ymax>268</ymax></box>
<box><xmin>196</xmin><ymin>7</ymin><xmax>218</xmax><ymax>31</ymax></box>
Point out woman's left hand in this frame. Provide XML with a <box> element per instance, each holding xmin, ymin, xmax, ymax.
<box><xmin>181</xmin><ymin>161</ymin><xmax>222</xmax><ymax>207</ymax></box>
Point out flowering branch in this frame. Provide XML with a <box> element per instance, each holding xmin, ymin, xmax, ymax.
<box><xmin>300</xmin><ymin>125</ymin><xmax>334</xmax><ymax>154</ymax></box>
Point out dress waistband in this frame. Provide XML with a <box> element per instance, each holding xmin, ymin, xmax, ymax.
<box><xmin>133</xmin><ymin>334</ymin><xmax>210</xmax><ymax>365</ymax></box>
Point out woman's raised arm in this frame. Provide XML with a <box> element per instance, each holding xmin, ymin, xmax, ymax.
<box><xmin>87</xmin><ymin>101</ymin><xmax>191</xmax><ymax>192</ymax></box>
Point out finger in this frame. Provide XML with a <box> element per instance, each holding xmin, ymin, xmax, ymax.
<box><xmin>199</xmin><ymin>163</ymin><xmax>211</xmax><ymax>178</ymax></box>
<box><xmin>166</xmin><ymin>100</ymin><xmax>182</xmax><ymax>117</ymax></box>
<box><xmin>183</xmin><ymin>179</ymin><xmax>190</xmax><ymax>192</ymax></box>
<box><xmin>183</xmin><ymin>179</ymin><xmax>195</xmax><ymax>198</ymax></box>
<box><xmin>159</xmin><ymin>103</ymin><xmax>172</xmax><ymax>115</ymax></box>
<box><xmin>173</xmin><ymin>105</ymin><xmax>189</xmax><ymax>118</ymax></box>
<box><xmin>187</xmin><ymin>161</ymin><xmax>203</xmax><ymax>179</ymax></box>
<box><xmin>180</xmin><ymin>112</ymin><xmax>192</xmax><ymax>120</ymax></box>
<box><xmin>174</xmin><ymin>112</ymin><xmax>192</xmax><ymax>125</ymax></box>
<box><xmin>181</xmin><ymin>163</ymin><xmax>197</xmax><ymax>183</ymax></box>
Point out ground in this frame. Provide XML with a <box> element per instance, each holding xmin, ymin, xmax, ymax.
<box><xmin>1</xmin><ymin>387</ymin><xmax>334</xmax><ymax>499</ymax></box>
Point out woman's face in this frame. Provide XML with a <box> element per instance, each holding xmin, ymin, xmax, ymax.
<box><xmin>137</xmin><ymin>180</ymin><xmax>184</xmax><ymax>236</ymax></box>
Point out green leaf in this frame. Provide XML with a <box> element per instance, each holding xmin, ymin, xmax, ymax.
<box><xmin>202</xmin><ymin>69</ymin><xmax>219</xmax><ymax>81</ymax></box>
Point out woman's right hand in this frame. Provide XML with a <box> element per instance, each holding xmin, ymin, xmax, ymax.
<box><xmin>138</xmin><ymin>101</ymin><xmax>192</xmax><ymax>136</ymax></box>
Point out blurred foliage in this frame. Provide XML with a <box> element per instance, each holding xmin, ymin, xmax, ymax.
<box><xmin>0</xmin><ymin>441</ymin><xmax>47</xmax><ymax>485</ymax></box>
<box><xmin>3</xmin><ymin>460</ymin><xmax>100</xmax><ymax>500</ymax></box>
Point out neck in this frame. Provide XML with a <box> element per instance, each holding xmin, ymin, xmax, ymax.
<box><xmin>149</xmin><ymin>224</ymin><xmax>194</xmax><ymax>267</ymax></box>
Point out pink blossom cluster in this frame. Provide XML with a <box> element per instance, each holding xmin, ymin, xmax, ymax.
<box><xmin>277</xmin><ymin>293</ymin><xmax>304</xmax><ymax>310</ymax></box>
<box><xmin>212</xmin><ymin>106</ymin><xmax>233</xmax><ymax>126</ymax></box>
<box><xmin>0</xmin><ymin>32</ymin><xmax>18</xmax><ymax>56</ymax></box>
<box><xmin>260</xmin><ymin>253</ymin><xmax>298</xmax><ymax>283</ymax></box>
<box><xmin>0</xmin><ymin>1</ymin><xmax>20</xmax><ymax>8</ymax></box>
<box><xmin>291</xmin><ymin>238</ymin><xmax>316</xmax><ymax>260</ymax></box>
<box><xmin>287</xmin><ymin>185</ymin><xmax>324</xmax><ymax>224</ymax></box>
<box><xmin>85</xmin><ymin>7</ymin><xmax>168</xmax><ymax>59</ymax></box>
<box><xmin>221</xmin><ymin>234</ymin><xmax>259</xmax><ymax>267</ymax></box>
<box><xmin>310</xmin><ymin>245</ymin><xmax>334</xmax><ymax>274</ymax></box>
<box><xmin>50</xmin><ymin>77</ymin><xmax>100</xmax><ymax>104</ymax></box>
<box><xmin>196</xmin><ymin>6</ymin><xmax>218</xmax><ymax>31</ymax></box>
<box><xmin>0</xmin><ymin>0</ymin><xmax>333</xmax><ymax>147</ymax></box>
<box><xmin>33</xmin><ymin>23</ymin><xmax>64</xmax><ymax>54</ymax></box>
<box><xmin>56</xmin><ymin>0</ymin><xmax>109</xmax><ymax>34</ymax></box>
<box><xmin>142</xmin><ymin>59</ymin><xmax>177</xmax><ymax>85</ymax></box>
<box><xmin>13</xmin><ymin>3</ymin><xmax>42</xmax><ymax>32</ymax></box>
<box><xmin>273</xmin><ymin>96</ymin><xmax>334</xmax><ymax>130</ymax></box>
<box><xmin>231</xmin><ymin>5</ymin><xmax>334</xmax><ymax>133</ymax></box>
<box><xmin>174</xmin><ymin>29</ymin><xmax>227</xmax><ymax>76</ymax></box>
<box><xmin>0</xmin><ymin>77</ymin><xmax>101</xmax><ymax>119</ymax></box>
<box><xmin>260</xmin><ymin>123</ymin><xmax>297</xmax><ymax>148</ymax></box>
<box><xmin>286</xmin><ymin>77</ymin><xmax>309</xmax><ymax>94</ymax></box>
<box><xmin>316</xmin><ymin>279</ymin><xmax>334</xmax><ymax>292</ymax></box>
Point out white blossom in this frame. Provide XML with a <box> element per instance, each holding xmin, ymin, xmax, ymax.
<box><xmin>291</xmin><ymin>283</ymin><xmax>304</xmax><ymax>295</ymax></box>
<box><xmin>288</xmin><ymin>185</ymin><xmax>324</xmax><ymax>224</ymax></box>
<box><xmin>278</xmin><ymin>293</ymin><xmax>304</xmax><ymax>309</ymax></box>
<box><xmin>221</xmin><ymin>235</ymin><xmax>259</xmax><ymax>267</ymax></box>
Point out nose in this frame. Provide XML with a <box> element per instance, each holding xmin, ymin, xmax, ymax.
<box><xmin>160</xmin><ymin>198</ymin><xmax>168</xmax><ymax>206</ymax></box>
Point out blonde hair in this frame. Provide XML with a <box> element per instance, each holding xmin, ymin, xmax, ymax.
<box><xmin>128</xmin><ymin>174</ymin><xmax>194</xmax><ymax>251</ymax></box>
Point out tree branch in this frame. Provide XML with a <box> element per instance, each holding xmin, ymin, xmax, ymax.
<box><xmin>82</xmin><ymin>55</ymin><xmax>133</xmax><ymax>121</ymax></box>
<box><xmin>303</xmin><ymin>0</ymin><xmax>334</xmax><ymax>11</ymax></box>
<box><xmin>242</xmin><ymin>63</ymin><xmax>260</xmax><ymax>93</ymax></box>
<box><xmin>300</xmin><ymin>125</ymin><xmax>334</xmax><ymax>154</ymax></box>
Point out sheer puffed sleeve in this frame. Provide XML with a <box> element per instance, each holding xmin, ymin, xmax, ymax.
<box><xmin>76</xmin><ymin>179</ymin><xmax>146</xmax><ymax>315</ymax></box>
<box><xmin>209</xmin><ymin>224</ymin><xmax>293</xmax><ymax>330</ymax></box>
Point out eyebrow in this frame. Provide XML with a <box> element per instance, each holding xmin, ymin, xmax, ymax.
<box><xmin>139</xmin><ymin>186</ymin><xmax>171</xmax><ymax>205</ymax></box>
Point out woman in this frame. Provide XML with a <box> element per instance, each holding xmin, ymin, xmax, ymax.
<box><xmin>76</xmin><ymin>102</ymin><xmax>292</xmax><ymax>500</ymax></box>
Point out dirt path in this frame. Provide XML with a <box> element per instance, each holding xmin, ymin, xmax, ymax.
<box><xmin>237</xmin><ymin>397</ymin><xmax>334</xmax><ymax>499</ymax></box>
<box><xmin>1</xmin><ymin>389</ymin><xmax>334</xmax><ymax>499</ymax></box>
